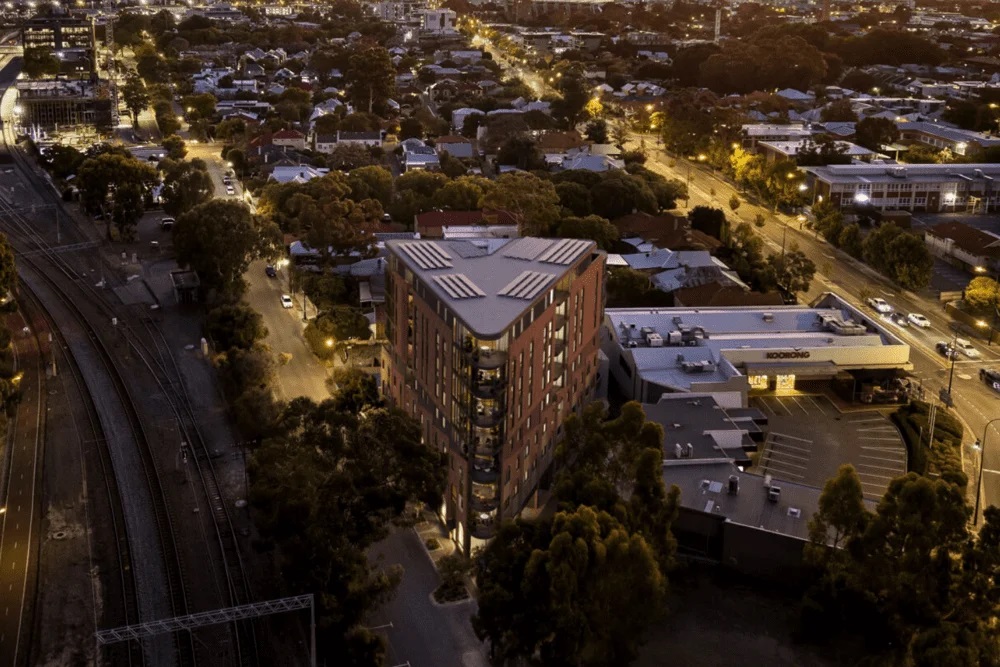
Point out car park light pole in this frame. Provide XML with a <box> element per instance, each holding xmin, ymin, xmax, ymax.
<box><xmin>974</xmin><ymin>418</ymin><xmax>1000</xmax><ymax>526</ymax></box>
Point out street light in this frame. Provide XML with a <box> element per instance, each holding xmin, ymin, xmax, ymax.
<box><xmin>974</xmin><ymin>418</ymin><xmax>1000</xmax><ymax>526</ymax></box>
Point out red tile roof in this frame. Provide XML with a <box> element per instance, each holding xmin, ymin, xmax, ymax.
<box><xmin>273</xmin><ymin>129</ymin><xmax>306</xmax><ymax>139</ymax></box>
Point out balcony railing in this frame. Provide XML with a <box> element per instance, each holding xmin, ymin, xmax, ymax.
<box><xmin>471</xmin><ymin>516</ymin><xmax>497</xmax><ymax>539</ymax></box>
<box><xmin>474</xmin><ymin>410</ymin><xmax>502</xmax><ymax>428</ymax></box>
<box><xmin>471</xmin><ymin>491</ymin><xmax>499</xmax><ymax>512</ymax></box>
<box><xmin>471</xmin><ymin>379</ymin><xmax>506</xmax><ymax>399</ymax></box>
<box><xmin>472</xmin><ymin>460</ymin><xmax>499</xmax><ymax>484</ymax></box>
<box><xmin>471</xmin><ymin>349</ymin><xmax>507</xmax><ymax>370</ymax></box>
<box><xmin>553</xmin><ymin>288</ymin><xmax>569</xmax><ymax>305</ymax></box>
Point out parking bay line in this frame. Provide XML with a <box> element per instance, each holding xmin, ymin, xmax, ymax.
<box><xmin>759</xmin><ymin>452</ymin><xmax>808</xmax><ymax>468</ymax></box>
<box><xmin>859</xmin><ymin>454</ymin><xmax>905</xmax><ymax>464</ymax></box>
<box><xmin>856</xmin><ymin>470</ymin><xmax>898</xmax><ymax>481</ymax></box>
<box><xmin>769</xmin><ymin>432</ymin><xmax>813</xmax><ymax>444</ymax></box>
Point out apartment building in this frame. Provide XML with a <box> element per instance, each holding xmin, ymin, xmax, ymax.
<box><xmin>803</xmin><ymin>163</ymin><xmax>1000</xmax><ymax>213</ymax></box>
<box><xmin>384</xmin><ymin>237</ymin><xmax>605</xmax><ymax>553</ymax></box>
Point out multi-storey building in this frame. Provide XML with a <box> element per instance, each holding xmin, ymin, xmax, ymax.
<box><xmin>384</xmin><ymin>237</ymin><xmax>605</xmax><ymax>553</ymax></box>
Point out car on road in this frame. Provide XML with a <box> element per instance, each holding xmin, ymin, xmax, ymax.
<box><xmin>981</xmin><ymin>368</ymin><xmax>1000</xmax><ymax>391</ymax></box>
<box><xmin>866</xmin><ymin>297</ymin><xmax>893</xmax><ymax>314</ymax></box>
<box><xmin>160</xmin><ymin>217</ymin><xmax>175</xmax><ymax>230</ymax></box>
<box><xmin>889</xmin><ymin>313</ymin><xmax>908</xmax><ymax>327</ymax></box>
<box><xmin>280</xmin><ymin>294</ymin><xmax>294</xmax><ymax>309</ymax></box>
<box><xmin>954</xmin><ymin>338</ymin><xmax>981</xmax><ymax>359</ymax></box>
<box><xmin>908</xmin><ymin>313</ymin><xmax>931</xmax><ymax>328</ymax></box>
<box><xmin>226</xmin><ymin>185</ymin><xmax>235</xmax><ymax>195</ymax></box>
<box><xmin>265</xmin><ymin>265</ymin><xmax>277</xmax><ymax>278</ymax></box>
<box><xmin>936</xmin><ymin>341</ymin><xmax>959</xmax><ymax>360</ymax></box>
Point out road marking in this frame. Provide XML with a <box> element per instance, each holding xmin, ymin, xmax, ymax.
<box><xmin>856</xmin><ymin>471</ymin><xmax>897</xmax><ymax>481</ymax></box>
<box><xmin>983</xmin><ymin>469</ymin><xmax>1000</xmax><ymax>476</ymax></box>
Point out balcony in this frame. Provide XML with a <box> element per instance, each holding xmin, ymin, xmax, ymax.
<box><xmin>472</xmin><ymin>456</ymin><xmax>499</xmax><ymax>484</ymax></box>
<box><xmin>466</xmin><ymin>348</ymin><xmax>506</xmax><ymax>370</ymax></box>
<box><xmin>553</xmin><ymin>313</ymin><xmax>567</xmax><ymax>330</ymax></box>
<box><xmin>553</xmin><ymin>288</ymin><xmax>569</xmax><ymax>305</ymax></box>
<box><xmin>471</xmin><ymin>378</ymin><xmax>506</xmax><ymax>400</ymax></box>
<box><xmin>471</xmin><ymin>480</ymin><xmax>500</xmax><ymax>511</ymax></box>
<box><xmin>471</xmin><ymin>517</ymin><xmax>496</xmax><ymax>539</ymax></box>
<box><xmin>551</xmin><ymin>338</ymin><xmax>567</xmax><ymax>356</ymax></box>
<box><xmin>474</xmin><ymin>410</ymin><xmax>502</xmax><ymax>428</ymax></box>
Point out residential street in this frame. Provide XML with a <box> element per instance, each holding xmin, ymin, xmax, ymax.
<box><xmin>632</xmin><ymin>136</ymin><xmax>1000</xmax><ymax>513</ymax></box>
<box><xmin>244</xmin><ymin>260</ymin><xmax>329</xmax><ymax>403</ymax></box>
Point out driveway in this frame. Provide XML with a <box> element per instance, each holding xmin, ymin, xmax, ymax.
<box><xmin>244</xmin><ymin>260</ymin><xmax>329</xmax><ymax>403</ymax></box>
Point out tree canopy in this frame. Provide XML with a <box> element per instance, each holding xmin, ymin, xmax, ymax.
<box><xmin>76</xmin><ymin>152</ymin><xmax>159</xmax><ymax>240</ymax></box>
<box><xmin>160</xmin><ymin>158</ymin><xmax>215</xmax><ymax>217</ymax></box>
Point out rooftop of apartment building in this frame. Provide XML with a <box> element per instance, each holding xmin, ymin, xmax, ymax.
<box><xmin>804</xmin><ymin>162</ymin><xmax>1000</xmax><ymax>183</ymax></box>
<box><xmin>386</xmin><ymin>236</ymin><xmax>597</xmax><ymax>337</ymax></box>
<box><xmin>15</xmin><ymin>78</ymin><xmax>100</xmax><ymax>99</ymax></box>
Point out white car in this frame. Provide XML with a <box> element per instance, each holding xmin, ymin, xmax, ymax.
<box><xmin>907</xmin><ymin>313</ymin><xmax>930</xmax><ymax>328</ymax></box>
<box><xmin>866</xmin><ymin>297</ymin><xmax>893</xmax><ymax>314</ymax></box>
<box><xmin>226</xmin><ymin>186</ymin><xmax>236</xmax><ymax>196</ymax></box>
<box><xmin>954</xmin><ymin>338</ymin><xmax>981</xmax><ymax>359</ymax></box>
<box><xmin>280</xmin><ymin>294</ymin><xmax>294</xmax><ymax>309</ymax></box>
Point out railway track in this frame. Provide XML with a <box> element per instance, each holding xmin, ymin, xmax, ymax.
<box><xmin>0</xmin><ymin>198</ymin><xmax>195</xmax><ymax>666</ymax></box>
<box><xmin>15</xmin><ymin>283</ymin><xmax>142</xmax><ymax>667</ymax></box>
<box><xmin>0</xmin><ymin>85</ymin><xmax>258</xmax><ymax>664</ymax></box>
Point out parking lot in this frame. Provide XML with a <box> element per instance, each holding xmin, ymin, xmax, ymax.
<box><xmin>751</xmin><ymin>395</ymin><xmax>907</xmax><ymax>499</ymax></box>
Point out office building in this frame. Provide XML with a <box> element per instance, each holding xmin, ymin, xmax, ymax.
<box><xmin>384</xmin><ymin>237</ymin><xmax>605</xmax><ymax>553</ymax></box>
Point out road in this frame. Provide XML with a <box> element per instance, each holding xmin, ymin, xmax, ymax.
<box><xmin>244</xmin><ymin>260</ymin><xmax>329</xmax><ymax>402</ymax></box>
<box><xmin>0</xmin><ymin>307</ymin><xmax>45</xmax><ymax>666</ymax></box>
<box><xmin>631</xmin><ymin>135</ymin><xmax>1000</xmax><ymax>513</ymax></box>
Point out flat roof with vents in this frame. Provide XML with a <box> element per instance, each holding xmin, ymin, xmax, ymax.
<box><xmin>387</xmin><ymin>236</ymin><xmax>600</xmax><ymax>337</ymax></box>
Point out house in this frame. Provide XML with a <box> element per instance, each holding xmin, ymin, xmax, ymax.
<box><xmin>451</xmin><ymin>108</ymin><xmax>485</xmax><ymax>132</ymax></box>
<box><xmin>414</xmin><ymin>210</ymin><xmax>518</xmax><ymax>237</ymax></box>
<box><xmin>924</xmin><ymin>221</ymin><xmax>1000</xmax><ymax>273</ymax></box>
<box><xmin>611</xmin><ymin>212</ymin><xmax>722</xmax><ymax>252</ymax></box>
<box><xmin>756</xmin><ymin>139</ymin><xmax>880</xmax><ymax>163</ymax></box>
<box><xmin>272</xmin><ymin>129</ymin><xmax>307</xmax><ymax>150</ymax></box>
<box><xmin>268</xmin><ymin>165</ymin><xmax>329</xmax><ymax>184</ymax></box>
<box><xmin>558</xmin><ymin>154</ymin><xmax>623</xmax><ymax>172</ymax></box>
<box><xmin>401</xmin><ymin>139</ymin><xmax>440</xmax><ymax>172</ymax></box>
<box><xmin>314</xmin><ymin>134</ymin><xmax>338</xmax><ymax>153</ymax></box>
<box><xmin>434</xmin><ymin>135</ymin><xmax>475</xmax><ymax>159</ymax></box>
<box><xmin>896</xmin><ymin>121</ymin><xmax>1000</xmax><ymax>159</ymax></box>
<box><xmin>336</xmin><ymin>131</ymin><xmax>383</xmax><ymax>147</ymax></box>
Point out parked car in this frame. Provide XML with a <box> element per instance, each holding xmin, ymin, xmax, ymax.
<box><xmin>981</xmin><ymin>368</ymin><xmax>1000</xmax><ymax>392</ymax></box>
<box><xmin>265</xmin><ymin>265</ymin><xmax>277</xmax><ymax>278</ymax></box>
<box><xmin>954</xmin><ymin>338</ymin><xmax>981</xmax><ymax>359</ymax></box>
<box><xmin>866</xmin><ymin>297</ymin><xmax>893</xmax><ymax>314</ymax></box>
<box><xmin>907</xmin><ymin>313</ymin><xmax>930</xmax><ymax>328</ymax></box>
<box><xmin>160</xmin><ymin>217</ymin><xmax>175</xmax><ymax>230</ymax></box>
<box><xmin>889</xmin><ymin>313</ymin><xmax>908</xmax><ymax>327</ymax></box>
<box><xmin>280</xmin><ymin>294</ymin><xmax>294</xmax><ymax>309</ymax></box>
<box><xmin>226</xmin><ymin>185</ymin><xmax>235</xmax><ymax>196</ymax></box>
<box><xmin>936</xmin><ymin>341</ymin><xmax>959</xmax><ymax>360</ymax></box>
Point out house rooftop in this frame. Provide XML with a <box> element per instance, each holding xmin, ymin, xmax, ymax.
<box><xmin>387</xmin><ymin>237</ymin><xmax>598</xmax><ymax>337</ymax></box>
<box><xmin>926</xmin><ymin>221</ymin><xmax>1000</xmax><ymax>259</ymax></box>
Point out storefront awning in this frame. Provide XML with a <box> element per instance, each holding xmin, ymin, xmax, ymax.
<box><xmin>743</xmin><ymin>361</ymin><xmax>840</xmax><ymax>378</ymax></box>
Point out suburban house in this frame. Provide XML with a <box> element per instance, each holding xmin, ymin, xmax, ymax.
<box><xmin>924</xmin><ymin>221</ymin><xmax>1000</xmax><ymax>273</ymax></box>
<box><xmin>272</xmin><ymin>129</ymin><xmax>307</xmax><ymax>150</ymax></box>
<box><xmin>314</xmin><ymin>134</ymin><xmax>338</xmax><ymax>153</ymax></box>
<box><xmin>434</xmin><ymin>135</ymin><xmax>475</xmax><ymax>159</ymax></box>
<box><xmin>896</xmin><ymin>121</ymin><xmax>1000</xmax><ymax>159</ymax></box>
<box><xmin>336</xmin><ymin>130</ymin><xmax>384</xmax><ymax>147</ymax></box>
<box><xmin>414</xmin><ymin>210</ymin><xmax>518</xmax><ymax>237</ymax></box>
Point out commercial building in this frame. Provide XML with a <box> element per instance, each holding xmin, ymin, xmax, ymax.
<box><xmin>384</xmin><ymin>237</ymin><xmax>605</xmax><ymax>553</ymax></box>
<box><xmin>896</xmin><ymin>121</ymin><xmax>1000</xmax><ymax>159</ymax></box>
<box><xmin>21</xmin><ymin>15</ymin><xmax>94</xmax><ymax>52</ymax></box>
<box><xmin>14</xmin><ymin>79</ymin><xmax>114</xmax><ymax>131</ymax></box>
<box><xmin>803</xmin><ymin>163</ymin><xmax>1000</xmax><ymax>213</ymax></box>
<box><xmin>603</xmin><ymin>293</ymin><xmax>911</xmax><ymax>407</ymax></box>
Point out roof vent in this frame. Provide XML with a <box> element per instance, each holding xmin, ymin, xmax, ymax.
<box><xmin>762</xmin><ymin>312</ymin><xmax>774</xmax><ymax>322</ymax></box>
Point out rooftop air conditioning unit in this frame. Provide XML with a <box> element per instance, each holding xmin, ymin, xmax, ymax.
<box><xmin>647</xmin><ymin>333</ymin><xmax>663</xmax><ymax>347</ymax></box>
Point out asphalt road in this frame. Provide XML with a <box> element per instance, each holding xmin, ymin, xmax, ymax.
<box><xmin>634</xmin><ymin>137</ymin><xmax>1000</xmax><ymax>514</ymax></box>
<box><xmin>244</xmin><ymin>260</ymin><xmax>329</xmax><ymax>402</ymax></box>
<box><xmin>0</xmin><ymin>308</ymin><xmax>45</xmax><ymax>667</ymax></box>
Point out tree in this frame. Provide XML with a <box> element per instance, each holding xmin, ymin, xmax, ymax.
<box><xmin>174</xmin><ymin>200</ymin><xmax>273</xmax><ymax>297</ymax></box>
<box><xmin>820</xmin><ymin>99</ymin><xmax>858</xmax><ymax>123</ymax></box>
<box><xmin>795</xmin><ymin>137</ymin><xmax>851</xmax><ymax>166</ymax></box>
<box><xmin>862</xmin><ymin>224</ymin><xmax>934</xmax><ymax>290</ymax></box>
<box><xmin>555</xmin><ymin>215</ymin><xmax>619</xmax><ymax>250</ymax></box>
<box><xmin>160</xmin><ymin>158</ymin><xmax>215</xmax><ymax>217</ymax></box>
<box><xmin>688</xmin><ymin>206</ymin><xmax>728</xmax><ymax>241</ymax></box>
<box><xmin>432</xmin><ymin>176</ymin><xmax>493</xmax><ymax>211</ymax></box>
<box><xmin>345</xmin><ymin>42</ymin><xmax>395</xmax><ymax>114</ymax></box>
<box><xmin>120</xmin><ymin>72</ymin><xmax>150</xmax><ymax>125</ymax></box>
<box><xmin>699</xmin><ymin>35</ymin><xmax>827</xmax><ymax>94</ymax></box>
<box><xmin>162</xmin><ymin>135</ymin><xmax>187</xmax><ymax>160</ymax></box>
<box><xmin>590</xmin><ymin>171</ymin><xmax>657</xmax><ymax>220</ymax></box>
<box><xmin>205</xmin><ymin>303</ymin><xmax>267</xmax><ymax>351</ymax></box>
<box><xmin>22</xmin><ymin>46</ymin><xmax>60</xmax><ymax>79</ymax></box>
<box><xmin>473</xmin><ymin>506</ymin><xmax>666</xmax><ymax>666</ymax></box>
<box><xmin>325</xmin><ymin>144</ymin><xmax>380</xmax><ymax>171</ymax></box>
<box><xmin>555</xmin><ymin>181</ymin><xmax>593</xmax><ymax>217</ymax></box>
<box><xmin>584</xmin><ymin>118</ymin><xmax>608</xmax><ymax>144</ymax></box>
<box><xmin>550</xmin><ymin>74</ymin><xmax>591</xmax><ymax>129</ymax></box>
<box><xmin>480</xmin><ymin>172</ymin><xmax>561</xmax><ymax>236</ymax></box>
<box><xmin>76</xmin><ymin>153</ymin><xmax>159</xmax><ymax>240</ymax></box>
<box><xmin>768</xmin><ymin>248</ymin><xmax>816</xmax><ymax>294</ymax></box>
<box><xmin>838</xmin><ymin>223</ymin><xmax>863</xmax><ymax>258</ymax></box>
<box><xmin>305</xmin><ymin>307</ymin><xmax>371</xmax><ymax>357</ymax></box>
<box><xmin>729</xmin><ymin>194</ymin><xmax>741</xmax><ymax>213</ymax></box>
<box><xmin>855</xmin><ymin>117</ymin><xmax>900</xmax><ymax>152</ymax></box>
<box><xmin>182</xmin><ymin>92</ymin><xmax>217</xmax><ymax>120</ymax></box>
<box><xmin>964</xmin><ymin>276</ymin><xmax>1000</xmax><ymax>315</ymax></box>
<box><xmin>0</xmin><ymin>233</ymin><xmax>15</xmax><ymax>299</ymax></box>
<box><xmin>346</xmin><ymin>166</ymin><xmax>393</xmax><ymax>209</ymax></box>
<box><xmin>250</xmin><ymin>391</ymin><xmax>445</xmax><ymax>663</ymax></box>
<box><xmin>806</xmin><ymin>464</ymin><xmax>868</xmax><ymax>557</ymax></box>
<box><xmin>606</xmin><ymin>267</ymin><xmax>671</xmax><ymax>308</ymax></box>
<box><xmin>398</xmin><ymin>117</ymin><xmax>423</xmax><ymax>141</ymax></box>
<box><xmin>496</xmin><ymin>135</ymin><xmax>546</xmax><ymax>171</ymax></box>
<box><xmin>39</xmin><ymin>144</ymin><xmax>84</xmax><ymax>179</ymax></box>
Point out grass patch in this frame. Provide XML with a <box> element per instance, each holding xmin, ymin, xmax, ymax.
<box><xmin>891</xmin><ymin>400</ymin><xmax>966</xmax><ymax>488</ymax></box>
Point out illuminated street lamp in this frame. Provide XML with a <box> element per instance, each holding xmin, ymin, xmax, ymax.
<box><xmin>974</xmin><ymin>418</ymin><xmax>1000</xmax><ymax>526</ymax></box>
<box><xmin>325</xmin><ymin>338</ymin><xmax>334</xmax><ymax>348</ymax></box>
